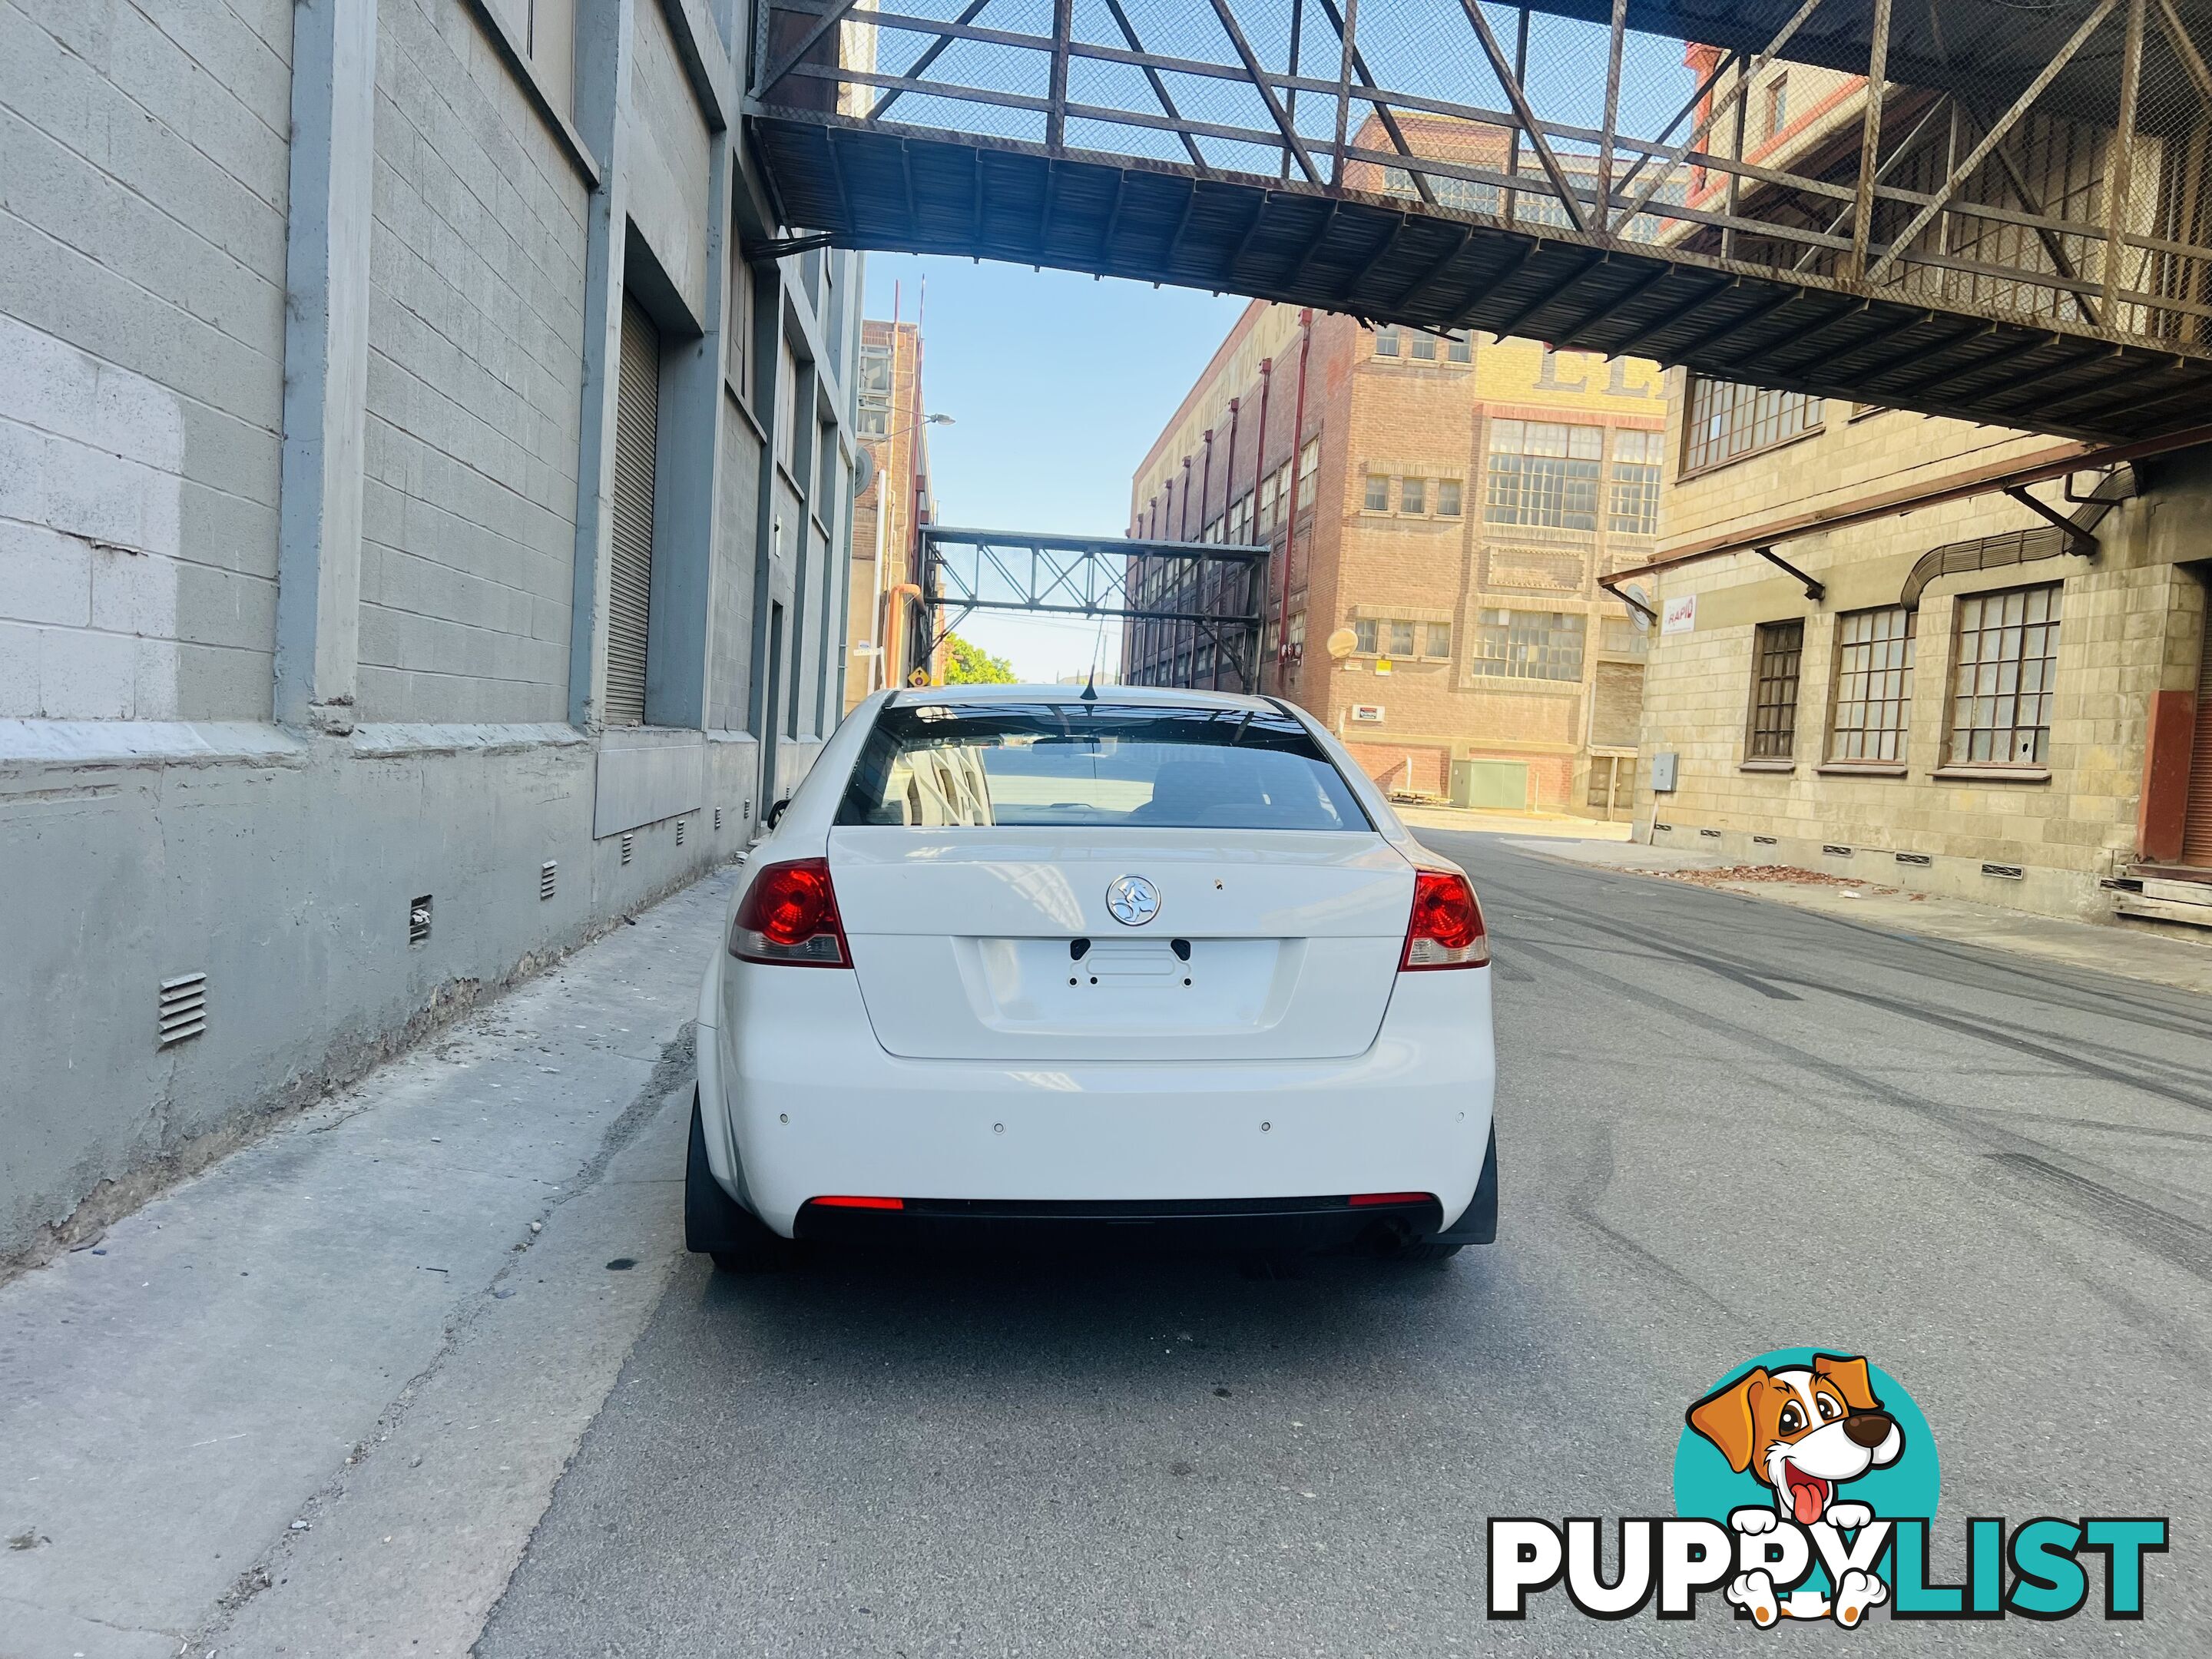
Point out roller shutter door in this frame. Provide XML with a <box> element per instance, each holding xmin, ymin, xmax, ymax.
<box><xmin>605</xmin><ymin>296</ymin><xmax>659</xmax><ymax>727</ymax></box>
<box><xmin>2184</xmin><ymin>611</ymin><xmax>2212</xmax><ymax>866</ymax></box>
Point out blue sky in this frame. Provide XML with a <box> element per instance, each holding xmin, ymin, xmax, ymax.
<box><xmin>862</xmin><ymin>253</ymin><xmax>1246</xmax><ymax>681</ymax></box>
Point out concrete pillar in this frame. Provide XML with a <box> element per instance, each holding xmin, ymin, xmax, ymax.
<box><xmin>274</xmin><ymin>0</ymin><xmax>377</xmax><ymax>733</ymax></box>
<box><xmin>646</xmin><ymin>125</ymin><xmax>733</xmax><ymax>731</ymax></box>
<box><xmin>566</xmin><ymin>0</ymin><xmax>635</xmax><ymax>730</ymax></box>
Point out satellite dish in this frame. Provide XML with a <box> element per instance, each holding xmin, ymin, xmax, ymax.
<box><xmin>1326</xmin><ymin>627</ymin><xmax>1359</xmax><ymax>661</ymax></box>
<box><xmin>1622</xmin><ymin>582</ymin><xmax>1654</xmax><ymax>632</ymax></box>
<box><xmin>853</xmin><ymin>445</ymin><xmax>878</xmax><ymax>498</ymax></box>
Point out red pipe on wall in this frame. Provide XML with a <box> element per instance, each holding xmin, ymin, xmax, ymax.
<box><xmin>1217</xmin><ymin>398</ymin><xmax>1240</xmax><ymax>690</ymax></box>
<box><xmin>1276</xmin><ymin>309</ymin><xmax>1314</xmax><ymax>694</ymax></box>
<box><xmin>1248</xmin><ymin>359</ymin><xmax>1273</xmax><ymax>694</ymax></box>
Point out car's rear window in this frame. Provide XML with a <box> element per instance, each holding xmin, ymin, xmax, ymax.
<box><xmin>836</xmin><ymin>701</ymin><xmax>1372</xmax><ymax>831</ymax></box>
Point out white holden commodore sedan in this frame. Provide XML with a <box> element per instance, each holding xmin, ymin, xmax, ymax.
<box><xmin>687</xmin><ymin>684</ymin><xmax>1496</xmax><ymax>1267</ymax></box>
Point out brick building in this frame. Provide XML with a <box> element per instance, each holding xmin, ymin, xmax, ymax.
<box><xmin>843</xmin><ymin>315</ymin><xmax>935</xmax><ymax>707</ymax></box>
<box><xmin>1127</xmin><ymin>303</ymin><xmax>1669</xmax><ymax>816</ymax></box>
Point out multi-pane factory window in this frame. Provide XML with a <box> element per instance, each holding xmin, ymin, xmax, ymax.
<box><xmin>1408</xmin><ymin>331</ymin><xmax>1436</xmax><ymax>361</ymax></box>
<box><xmin>1746</xmin><ymin>620</ymin><xmax>1805</xmax><ymax>760</ymax></box>
<box><xmin>1365</xmin><ymin>474</ymin><xmax>1391</xmax><ymax>511</ymax></box>
<box><xmin>1485</xmin><ymin>420</ymin><xmax>1601</xmax><ymax>530</ymax></box>
<box><xmin>1829</xmin><ymin>607</ymin><xmax>1916</xmax><ymax>762</ymax></box>
<box><xmin>856</xmin><ymin>341</ymin><xmax>892</xmax><ymax>437</ymax></box>
<box><xmin>1470</xmin><ymin>609</ymin><xmax>1586</xmax><ymax>681</ymax></box>
<box><xmin>1682</xmin><ymin>376</ymin><xmax>1823</xmax><ymax>473</ymax></box>
<box><xmin>1399</xmin><ymin>477</ymin><xmax>1426</xmax><ymax>514</ymax></box>
<box><xmin>1949</xmin><ymin>584</ymin><xmax>2061</xmax><ymax>764</ymax></box>
<box><xmin>1437</xmin><ymin>478</ymin><xmax>1462</xmax><ymax>516</ymax></box>
<box><xmin>1447</xmin><ymin>331</ymin><xmax>1473</xmax><ymax>363</ymax></box>
<box><xmin>1373</xmin><ymin>326</ymin><xmax>1401</xmax><ymax>357</ymax></box>
<box><xmin>1350</xmin><ymin>618</ymin><xmax>1450</xmax><ymax>660</ymax></box>
<box><xmin>1608</xmin><ymin>429</ymin><xmax>1663</xmax><ymax>535</ymax></box>
<box><xmin>1296</xmin><ymin>442</ymin><xmax>1319</xmax><ymax>513</ymax></box>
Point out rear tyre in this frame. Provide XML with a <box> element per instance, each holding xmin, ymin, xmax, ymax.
<box><xmin>686</xmin><ymin>1090</ymin><xmax>789</xmax><ymax>1272</ymax></box>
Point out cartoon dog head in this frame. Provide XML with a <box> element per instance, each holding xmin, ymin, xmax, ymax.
<box><xmin>1687</xmin><ymin>1353</ymin><xmax>1903</xmax><ymax>1525</ymax></box>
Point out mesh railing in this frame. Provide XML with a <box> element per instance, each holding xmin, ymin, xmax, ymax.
<box><xmin>757</xmin><ymin>0</ymin><xmax>2212</xmax><ymax>353</ymax></box>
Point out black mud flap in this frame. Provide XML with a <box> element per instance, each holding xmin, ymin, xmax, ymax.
<box><xmin>1433</xmin><ymin>1124</ymin><xmax>1498</xmax><ymax>1245</ymax></box>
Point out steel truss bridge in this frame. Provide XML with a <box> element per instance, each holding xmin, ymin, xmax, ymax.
<box><xmin>752</xmin><ymin>0</ymin><xmax>2212</xmax><ymax>442</ymax></box>
<box><xmin>919</xmin><ymin>527</ymin><xmax>1269</xmax><ymax>691</ymax></box>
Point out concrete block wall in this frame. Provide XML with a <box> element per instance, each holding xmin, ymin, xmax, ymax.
<box><xmin>358</xmin><ymin>0</ymin><xmax>590</xmax><ymax>723</ymax></box>
<box><xmin>0</xmin><ymin>0</ymin><xmax>293</xmax><ymax>722</ymax></box>
<box><xmin>0</xmin><ymin>0</ymin><xmax>869</xmax><ymax>1265</ymax></box>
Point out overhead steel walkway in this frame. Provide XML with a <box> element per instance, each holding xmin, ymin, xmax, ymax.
<box><xmin>748</xmin><ymin>0</ymin><xmax>2212</xmax><ymax>442</ymax></box>
<box><xmin>919</xmin><ymin>526</ymin><xmax>1267</xmax><ymax>692</ymax></box>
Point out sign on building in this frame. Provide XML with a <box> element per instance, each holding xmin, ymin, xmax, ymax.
<box><xmin>1351</xmin><ymin>704</ymin><xmax>1385</xmax><ymax>724</ymax></box>
<box><xmin>1661</xmin><ymin>594</ymin><xmax>1697</xmax><ymax>634</ymax></box>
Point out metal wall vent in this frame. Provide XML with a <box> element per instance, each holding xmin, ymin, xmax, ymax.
<box><xmin>1896</xmin><ymin>851</ymin><xmax>1932</xmax><ymax>867</ymax></box>
<box><xmin>158</xmin><ymin>972</ymin><xmax>207</xmax><ymax>1048</ymax></box>
<box><xmin>540</xmin><ymin>860</ymin><xmax>558</xmax><ymax>901</ymax></box>
<box><xmin>1982</xmin><ymin>862</ymin><xmax>2025</xmax><ymax>880</ymax></box>
<box><xmin>675</xmin><ymin>817</ymin><xmax>685</xmax><ymax>846</ymax></box>
<box><xmin>743</xmin><ymin>797</ymin><xmax>752</xmax><ymax>817</ymax></box>
<box><xmin>714</xmin><ymin>808</ymin><xmax>722</xmax><ymax>832</ymax></box>
<box><xmin>620</xmin><ymin>833</ymin><xmax>634</xmax><ymax>866</ymax></box>
<box><xmin>1752</xmin><ymin>834</ymin><xmax>1779</xmax><ymax>846</ymax></box>
<box><xmin>409</xmin><ymin>895</ymin><xmax>432</xmax><ymax>946</ymax></box>
<box><xmin>1699</xmin><ymin>828</ymin><xmax>1722</xmax><ymax>839</ymax></box>
<box><xmin>1653</xmin><ymin>822</ymin><xmax>1673</xmax><ymax>834</ymax></box>
<box><xmin>1823</xmin><ymin>844</ymin><xmax>1853</xmax><ymax>858</ymax></box>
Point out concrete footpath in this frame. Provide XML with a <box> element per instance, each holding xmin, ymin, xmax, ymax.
<box><xmin>0</xmin><ymin>869</ymin><xmax>737</xmax><ymax>1659</ymax></box>
<box><xmin>1510</xmin><ymin>836</ymin><xmax>2212</xmax><ymax>998</ymax></box>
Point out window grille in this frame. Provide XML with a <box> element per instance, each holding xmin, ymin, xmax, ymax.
<box><xmin>1949</xmin><ymin>585</ymin><xmax>2061</xmax><ymax>764</ymax></box>
<box><xmin>1683</xmin><ymin>376</ymin><xmax>1823</xmax><ymax>473</ymax></box>
<box><xmin>1747</xmin><ymin>621</ymin><xmax>1805</xmax><ymax>760</ymax></box>
<box><xmin>1608</xmin><ymin>429</ymin><xmax>1663</xmax><ymax>535</ymax></box>
<box><xmin>1485</xmin><ymin>420</ymin><xmax>1601</xmax><ymax>530</ymax></box>
<box><xmin>1829</xmin><ymin>608</ymin><xmax>1916</xmax><ymax>762</ymax></box>
<box><xmin>1471</xmin><ymin>609</ymin><xmax>1586</xmax><ymax>682</ymax></box>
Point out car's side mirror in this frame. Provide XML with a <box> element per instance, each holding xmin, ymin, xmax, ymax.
<box><xmin>764</xmin><ymin>797</ymin><xmax>790</xmax><ymax>830</ymax></box>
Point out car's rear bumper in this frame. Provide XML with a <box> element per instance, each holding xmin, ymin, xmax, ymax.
<box><xmin>697</xmin><ymin>954</ymin><xmax>1495</xmax><ymax>1240</ymax></box>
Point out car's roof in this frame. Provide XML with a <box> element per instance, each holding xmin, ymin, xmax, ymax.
<box><xmin>889</xmin><ymin>683</ymin><xmax>1281</xmax><ymax>712</ymax></box>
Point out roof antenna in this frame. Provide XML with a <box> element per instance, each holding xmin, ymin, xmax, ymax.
<box><xmin>1080</xmin><ymin>666</ymin><xmax>1099</xmax><ymax>703</ymax></box>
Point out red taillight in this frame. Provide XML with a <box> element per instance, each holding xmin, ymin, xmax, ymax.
<box><xmin>729</xmin><ymin>857</ymin><xmax>850</xmax><ymax>967</ymax></box>
<box><xmin>1349</xmin><ymin>1191</ymin><xmax>1432</xmax><ymax>1207</ymax></box>
<box><xmin>809</xmin><ymin>1194</ymin><xmax>903</xmax><ymax>1210</ymax></box>
<box><xmin>1401</xmin><ymin>869</ymin><xmax>1489</xmax><ymax>970</ymax></box>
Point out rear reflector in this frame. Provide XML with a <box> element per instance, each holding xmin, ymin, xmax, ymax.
<box><xmin>1349</xmin><ymin>1191</ymin><xmax>1432</xmax><ymax>1207</ymax></box>
<box><xmin>809</xmin><ymin>1194</ymin><xmax>904</xmax><ymax>1210</ymax></box>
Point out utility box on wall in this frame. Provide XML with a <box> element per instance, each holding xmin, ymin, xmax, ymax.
<box><xmin>1651</xmin><ymin>752</ymin><xmax>1680</xmax><ymax>792</ymax></box>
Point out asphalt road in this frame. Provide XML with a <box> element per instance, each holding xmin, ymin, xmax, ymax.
<box><xmin>475</xmin><ymin>833</ymin><xmax>2212</xmax><ymax>1656</ymax></box>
